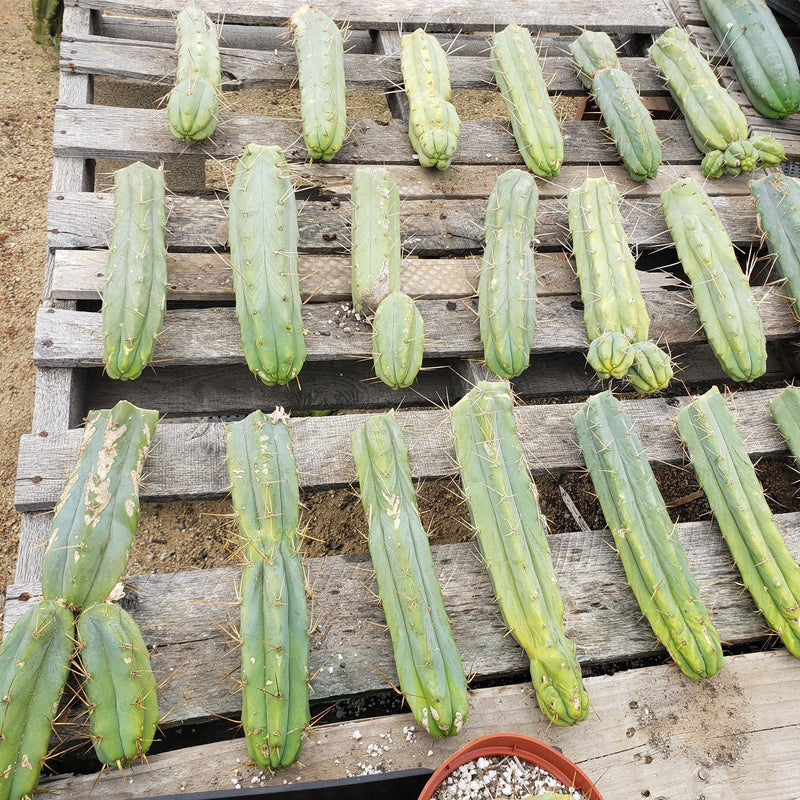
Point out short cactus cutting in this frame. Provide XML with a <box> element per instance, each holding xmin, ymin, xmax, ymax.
<box><xmin>352</xmin><ymin>413</ymin><xmax>469</xmax><ymax>737</ymax></box>
<box><xmin>451</xmin><ymin>382</ymin><xmax>590</xmax><ymax>725</ymax></box>
<box><xmin>226</xmin><ymin>409</ymin><xmax>310</xmax><ymax>769</ymax></box>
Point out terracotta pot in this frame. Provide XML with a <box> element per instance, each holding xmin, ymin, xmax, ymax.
<box><xmin>417</xmin><ymin>733</ymin><xmax>604</xmax><ymax>800</ymax></box>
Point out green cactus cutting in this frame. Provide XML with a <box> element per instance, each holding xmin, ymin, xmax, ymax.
<box><xmin>400</xmin><ymin>29</ymin><xmax>460</xmax><ymax>170</ymax></box>
<box><xmin>698</xmin><ymin>0</ymin><xmax>800</xmax><ymax>119</ymax></box>
<box><xmin>569</xmin><ymin>31</ymin><xmax>661</xmax><ymax>181</ymax></box>
<box><xmin>101</xmin><ymin>162</ymin><xmax>167</xmax><ymax>381</ymax></box>
<box><xmin>40</xmin><ymin>401</ymin><xmax>158</xmax><ymax>610</ymax></box>
<box><xmin>352</xmin><ymin>413</ymin><xmax>468</xmax><ymax>737</ymax></box>
<box><xmin>586</xmin><ymin>331</ymin><xmax>635</xmax><ymax>380</ymax></box>
<box><xmin>751</xmin><ymin>173</ymin><xmax>800</xmax><ymax>320</ymax></box>
<box><xmin>661</xmin><ymin>177</ymin><xmax>766</xmax><ymax>382</ymax></box>
<box><xmin>491</xmin><ymin>23</ymin><xmax>563</xmax><ymax>178</ymax></box>
<box><xmin>451</xmin><ymin>382</ymin><xmax>589</xmax><ymax>726</ymax></box>
<box><xmin>289</xmin><ymin>5</ymin><xmax>347</xmax><ymax>161</ymax></box>
<box><xmin>479</xmin><ymin>169</ymin><xmax>538</xmax><ymax>379</ymax></box>
<box><xmin>574</xmin><ymin>391</ymin><xmax>724</xmax><ymax>679</ymax></box>
<box><xmin>77</xmin><ymin>602</ymin><xmax>159</xmax><ymax>767</ymax></box>
<box><xmin>229</xmin><ymin>144</ymin><xmax>306</xmax><ymax>386</ymax></box>
<box><xmin>769</xmin><ymin>386</ymin><xmax>800</xmax><ymax>468</ymax></box>
<box><xmin>30</xmin><ymin>0</ymin><xmax>62</xmax><ymax>44</ymax></box>
<box><xmin>626</xmin><ymin>341</ymin><xmax>674</xmax><ymax>394</ymax></box>
<box><xmin>677</xmin><ymin>386</ymin><xmax>800</xmax><ymax>658</ymax></box>
<box><xmin>0</xmin><ymin>601</ymin><xmax>74</xmax><ymax>800</ymax></box>
<box><xmin>227</xmin><ymin>409</ymin><xmax>309</xmax><ymax>768</ymax></box>
<box><xmin>371</xmin><ymin>291</ymin><xmax>424</xmax><ymax>390</ymax></box>
<box><xmin>351</xmin><ymin>168</ymin><xmax>402</xmax><ymax>314</ymax></box>
<box><xmin>167</xmin><ymin>7</ymin><xmax>222</xmax><ymax>144</ymax></box>
<box><xmin>650</xmin><ymin>27</ymin><xmax>784</xmax><ymax>177</ymax></box>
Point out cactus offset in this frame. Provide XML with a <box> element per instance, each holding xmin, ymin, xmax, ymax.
<box><xmin>229</xmin><ymin>144</ymin><xmax>306</xmax><ymax>386</ymax></box>
<box><xmin>769</xmin><ymin>386</ymin><xmax>800</xmax><ymax>469</ymax></box>
<box><xmin>167</xmin><ymin>8</ymin><xmax>221</xmax><ymax>144</ymax></box>
<box><xmin>40</xmin><ymin>401</ymin><xmax>158</xmax><ymax>610</ymax></box>
<box><xmin>586</xmin><ymin>331</ymin><xmax>635</xmax><ymax>380</ymax></box>
<box><xmin>677</xmin><ymin>386</ymin><xmax>800</xmax><ymax>658</ymax></box>
<box><xmin>289</xmin><ymin>6</ymin><xmax>347</xmax><ymax>161</ymax></box>
<box><xmin>77</xmin><ymin>603</ymin><xmax>158</xmax><ymax>766</ymax></box>
<box><xmin>352</xmin><ymin>414</ymin><xmax>468</xmax><ymax>737</ymax></box>
<box><xmin>351</xmin><ymin>168</ymin><xmax>401</xmax><ymax>313</ymax></box>
<box><xmin>0</xmin><ymin>601</ymin><xmax>74</xmax><ymax>800</ymax></box>
<box><xmin>102</xmin><ymin>162</ymin><xmax>167</xmax><ymax>381</ymax></box>
<box><xmin>626</xmin><ymin>341</ymin><xmax>673</xmax><ymax>393</ymax></box>
<box><xmin>400</xmin><ymin>29</ymin><xmax>460</xmax><ymax>170</ymax></box>
<box><xmin>479</xmin><ymin>169</ymin><xmax>538</xmax><ymax>379</ymax></box>
<box><xmin>491</xmin><ymin>24</ymin><xmax>563</xmax><ymax>178</ymax></box>
<box><xmin>569</xmin><ymin>31</ymin><xmax>661</xmax><ymax>181</ymax></box>
<box><xmin>574</xmin><ymin>391</ymin><xmax>723</xmax><ymax>679</ymax></box>
<box><xmin>661</xmin><ymin>177</ymin><xmax>766</xmax><ymax>382</ymax></box>
<box><xmin>226</xmin><ymin>410</ymin><xmax>309</xmax><ymax>768</ymax></box>
<box><xmin>451</xmin><ymin>382</ymin><xmax>589</xmax><ymax>726</ymax></box>
<box><xmin>372</xmin><ymin>291</ymin><xmax>424</xmax><ymax>390</ymax></box>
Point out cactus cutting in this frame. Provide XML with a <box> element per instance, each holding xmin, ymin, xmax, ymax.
<box><xmin>770</xmin><ymin>386</ymin><xmax>800</xmax><ymax>469</ymax></box>
<box><xmin>371</xmin><ymin>291</ymin><xmax>424</xmax><ymax>390</ymax></box>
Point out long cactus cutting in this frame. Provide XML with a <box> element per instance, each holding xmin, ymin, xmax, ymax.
<box><xmin>352</xmin><ymin>413</ymin><xmax>468</xmax><ymax>737</ymax></box>
<box><xmin>40</xmin><ymin>401</ymin><xmax>158</xmax><ymax>610</ymax></box>
<box><xmin>570</xmin><ymin>31</ymin><xmax>661</xmax><ymax>181</ymax></box>
<box><xmin>226</xmin><ymin>409</ymin><xmax>309</xmax><ymax>768</ymax></box>
<box><xmin>677</xmin><ymin>386</ymin><xmax>800</xmax><ymax>658</ymax></box>
<box><xmin>451</xmin><ymin>382</ymin><xmax>589</xmax><ymax>726</ymax></box>
<box><xmin>574</xmin><ymin>391</ymin><xmax>723</xmax><ymax>678</ymax></box>
<box><xmin>229</xmin><ymin>144</ymin><xmax>306</xmax><ymax>386</ymax></box>
<box><xmin>661</xmin><ymin>177</ymin><xmax>766</xmax><ymax>382</ymax></box>
<box><xmin>0</xmin><ymin>601</ymin><xmax>74</xmax><ymax>800</ymax></box>
<box><xmin>770</xmin><ymin>386</ymin><xmax>800</xmax><ymax>468</ymax></box>
<box><xmin>479</xmin><ymin>169</ymin><xmax>538</xmax><ymax>379</ymax></box>
<box><xmin>491</xmin><ymin>23</ymin><xmax>563</xmax><ymax>178</ymax></box>
<box><xmin>289</xmin><ymin>5</ymin><xmax>347</xmax><ymax>161</ymax></box>
<box><xmin>77</xmin><ymin>602</ymin><xmax>159</xmax><ymax>767</ymax></box>
<box><xmin>400</xmin><ymin>29</ymin><xmax>460</xmax><ymax>170</ymax></box>
<box><xmin>167</xmin><ymin>7</ymin><xmax>222</xmax><ymax>144</ymax></box>
<box><xmin>371</xmin><ymin>291</ymin><xmax>424</xmax><ymax>389</ymax></box>
<box><xmin>102</xmin><ymin>162</ymin><xmax>167</xmax><ymax>381</ymax></box>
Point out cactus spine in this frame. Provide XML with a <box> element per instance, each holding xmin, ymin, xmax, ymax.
<box><xmin>451</xmin><ymin>382</ymin><xmax>589</xmax><ymax>726</ymax></box>
<box><xmin>478</xmin><ymin>169</ymin><xmax>538</xmax><ymax>379</ymax></box>
<box><xmin>371</xmin><ymin>291</ymin><xmax>424</xmax><ymax>390</ymax></box>
<box><xmin>102</xmin><ymin>162</ymin><xmax>167</xmax><ymax>381</ymax></box>
<box><xmin>676</xmin><ymin>386</ymin><xmax>800</xmax><ymax>658</ymax></box>
<box><xmin>569</xmin><ymin>31</ymin><xmax>661</xmax><ymax>181</ymax></box>
<box><xmin>40</xmin><ymin>401</ymin><xmax>158</xmax><ymax>610</ymax></box>
<box><xmin>649</xmin><ymin>27</ymin><xmax>784</xmax><ymax>177</ymax></box>
<box><xmin>167</xmin><ymin>8</ymin><xmax>222</xmax><ymax>144</ymax></box>
<box><xmin>229</xmin><ymin>144</ymin><xmax>306</xmax><ymax>386</ymax></box>
<box><xmin>352</xmin><ymin>414</ymin><xmax>468</xmax><ymax>737</ymax></box>
<box><xmin>76</xmin><ymin>603</ymin><xmax>159</xmax><ymax>766</ymax></box>
<box><xmin>491</xmin><ymin>23</ymin><xmax>563</xmax><ymax>178</ymax></box>
<box><xmin>661</xmin><ymin>177</ymin><xmax>766</xmax><ymax>382</ymax></box>
<box><xmin>0</xmin><ymin>601</ymin><xmax>74</xmax><ymax>800</ymax></box>
<box><xmin>351</xmin><ymin>168</ymin><xmax>401</xmax><ymax>314</ymax></box>
<box><xmin>289</xmin><ymin>6</ymin><xmax>347</xmax><ymax>161</ymax></box>
<box><xmin>751</xmin><ymin>173</ymin><xmax>800</xmax><ymax>320</ymax></box>
<box><xmin>400</xmin><ymin>29</ymin><xmax>460</xmax><ymax>170</ymax></box>
<box><xmin>574</xmin><ymin>391</ymin><xmax>724</xmax><ymax>679</ymax></box>
<box><xmin>698</xmin><ymin>0</ymin><xmax>800</xmax><ymax>119</ymax></box>
<box><xmin>226</xmin><ymin>409</ymin><xmax>309</xmax><ymax>768</ymax></box>
<box><xmin>770</xmin><ymin>386</ymin><xmax>800</xmax><ymax>468</ymax></box>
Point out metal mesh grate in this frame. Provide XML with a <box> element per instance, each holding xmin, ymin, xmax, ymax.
<box><xmin>782</xmin><ymin>161</ymin><xmax>800</xmax><ymax>178</ymax></box>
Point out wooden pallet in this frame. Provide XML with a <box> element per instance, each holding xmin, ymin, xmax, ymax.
<box><xmin>9</xmin><ymin>0</ymin><xmax>800</xmax><ymax>796</ymax></box>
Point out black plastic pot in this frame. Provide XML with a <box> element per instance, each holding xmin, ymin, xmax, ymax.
<box><xmin>139</xmin><ymin>768</ymin><xmax>433</xmax><ymax>800</ymax></box>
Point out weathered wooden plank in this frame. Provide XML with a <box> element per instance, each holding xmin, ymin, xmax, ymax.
<box><xmin>46</xmin><ymin>191</ymin><xmax>762</xmax><ymax>253</ymax></box>
<box><xmin>13</xmin><ymin>514</ymin><xmax>52</xmax><ymax>586</ymax></box>
<box><xmin>15</xmin><ymin>387</ymin><xmax>790</xmax><ymax>509</ymax></box>
<box><xmin>372</xmin><ymin>30</ymin><xmax>408</xmax><ymax>120</ymax></box>
<box><xmin>65</xmin><ymin>0</ymin><xmax>677</xmax><ymax>33</ymax></box>
<box><xmin>52</xmin><ymin>105</ymin><xmax>705</xmax><ymax>166</ymax></box>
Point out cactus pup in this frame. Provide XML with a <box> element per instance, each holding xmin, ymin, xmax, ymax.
<box><xmin>372</xmin><ymin>291</ymin><xmax>424</xmax><ymax>389</ymax></box>
<box><xmin>102</xmin><ymin>162</ymin><xmax>167</xmax><ymax>381</ymax></box>
<box><xmin>289</xmin><ymin>5</ymin><xmax>347</xmax><ymax>161</ymax></box>
<box><xmin>677</xmin><ymin>386</ymin><xmax>800</xmax><ymax>658</ymax></box>
<box><xmin>229</xmin><ymin>144</ymin><xmax>306</xmax><ymax>386</ymax></box>
<box><xmin>574</xmin><ymin>391</ymin><xmax>723</xmax><ymax>679</ymax></box>
<box><xmin>352</xmin><ymin>413</ymin><xmax>468</xmax><ymax>737</ymax></box>
<box><xmin>227</xmin><ymin>409</ymin><xmax>309</xmax><ymax>768</ymax></box>
<box><xmin>451</xmin><ymin>382</ymin><xmax>590</xmax><ymax>725</ymax></box>
<box><xmin>491</xmin><ymin>23</ymin><xmax>563</xmax><ymax>178</ymax></box>
<box><xmin>167</xmin><ymin>7</ymin><xmax>222</xmax><ymax>144</ymax></box>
